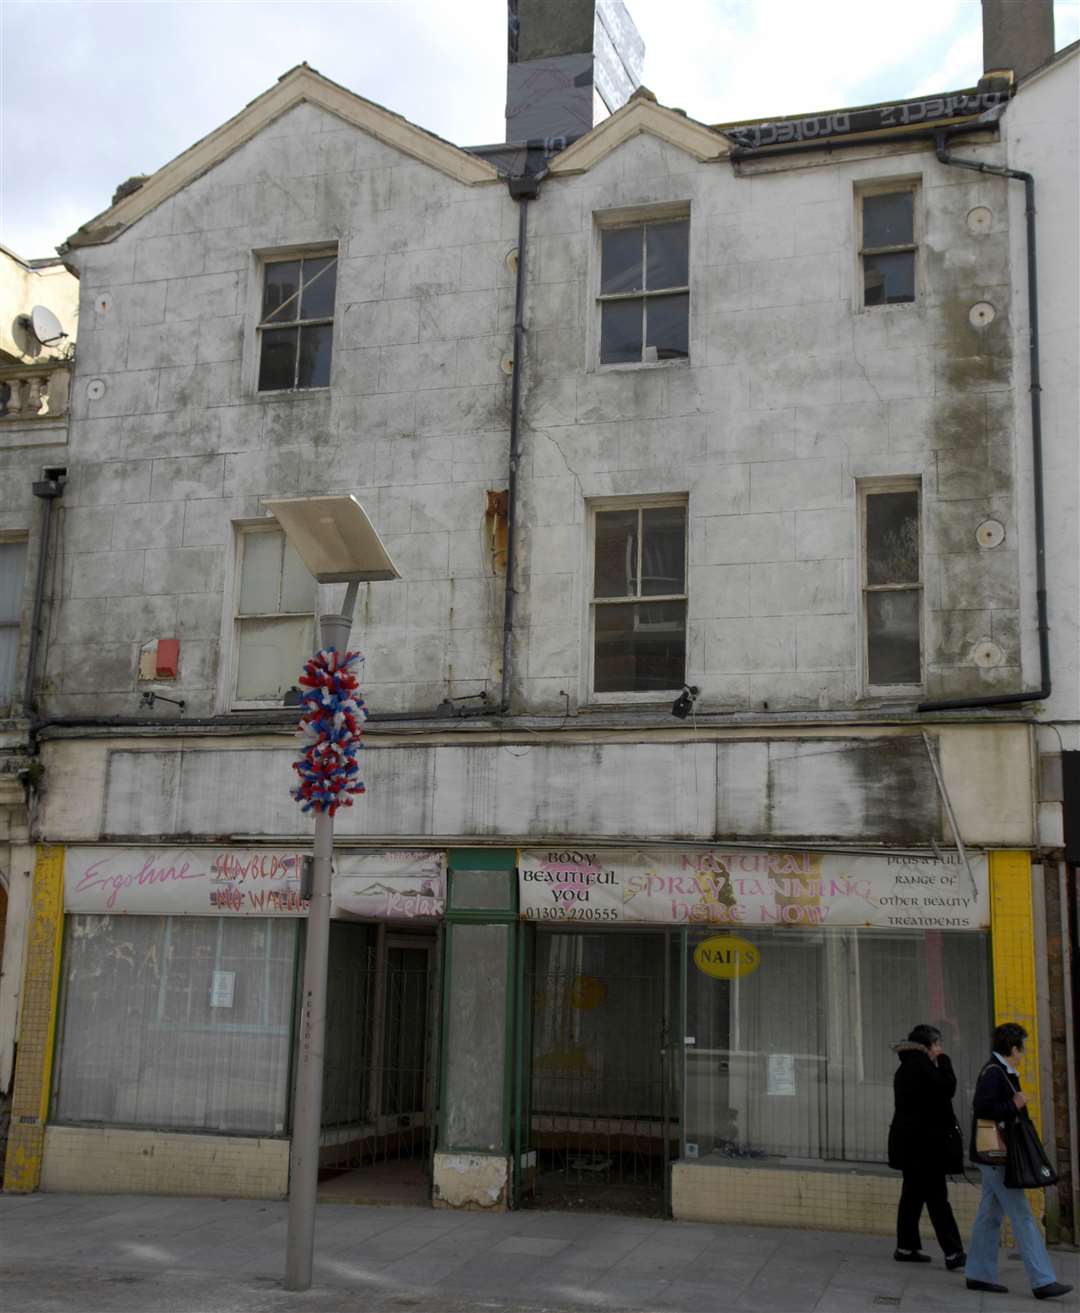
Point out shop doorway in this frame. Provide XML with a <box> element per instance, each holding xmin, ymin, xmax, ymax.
<box><xmin>314</xmin><ymin>923</ymin><xmax>440</xmax><ymax>1205</ymax></box>
<box><xmin>519</xmin><ymin>929</ymin><xmax>681</xmax><ymax>1217</ymax></box>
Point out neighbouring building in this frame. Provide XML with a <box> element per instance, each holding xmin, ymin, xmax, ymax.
<box><xmin>1</xmin><ymin>0</ymin><xmax>1076</xmax><ymax>1247</ymax></box>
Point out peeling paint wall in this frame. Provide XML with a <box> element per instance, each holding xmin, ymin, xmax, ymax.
<box><xmin>432</xmin><ymin>1150</ymin><xmax>509</xmax><ymax>1210</ymax></box>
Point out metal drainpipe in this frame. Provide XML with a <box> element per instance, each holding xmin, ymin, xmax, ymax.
<box><xmin>23</xmin><ymin>473</ymin><xmax>65</xmax><ymax>717</ymax></box>
<box><xmin>917</xmin><ymin>128</ymin><xmax>1050</xmax><ymax>712</ymax></box>
<box><xmin>499</xmin><ymin>172</ymin><xmax>543</xmax><ymax>714</ymax></box>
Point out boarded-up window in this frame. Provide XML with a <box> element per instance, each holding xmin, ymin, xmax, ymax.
<box><xmin>862</xmin><ymin>485</ymin><xmax>922</xmax><ymax>687</ymax></box>
<box><xmin>234</xmin><ymin>527</ymin><xmax>317</xmax><ymax>705</ymax></box>
<box><xmin>592</xmin><ymin>503</ymin><xmax>687</xmax><ymax>694</ymax></box>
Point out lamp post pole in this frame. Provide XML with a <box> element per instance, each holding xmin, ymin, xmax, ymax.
<box><xmin>284</xmin><ymin>590</ymin><xmax>357</xmax><ymax>1292</ymax></box>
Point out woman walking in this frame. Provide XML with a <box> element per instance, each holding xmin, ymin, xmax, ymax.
<box><xmin>965</xmin><ymin>1022</ymin><xmax>1073</xmax><ymax>1300</ymax></box>
<box><xmin>887</xmin><ymin>1023</ymin><xmax>966</xmax><ymax>1268</ymax></box>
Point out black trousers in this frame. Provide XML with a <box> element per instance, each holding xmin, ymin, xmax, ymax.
<box><xmin>897</xmin><ymin>1166</ymin><xmax>963</xmax><ymax>1254</ymax></box>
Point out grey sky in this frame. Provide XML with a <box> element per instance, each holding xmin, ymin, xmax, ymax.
<box><xmin>2</xmin><ymin>0</ymin><xmax>1077</xmax><ymax>260</ymax></box>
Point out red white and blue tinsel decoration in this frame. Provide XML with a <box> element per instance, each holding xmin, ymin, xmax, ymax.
<box><xmin>290</xmin><ymin>649</ymin><xmax>367</xmax><ymax>816</ymax></box>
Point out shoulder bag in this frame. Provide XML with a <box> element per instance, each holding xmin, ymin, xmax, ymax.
<box><xmin>973</xmin><ymin>1063</ymin><xmax>1009</xmax><ymax>1164</ymax></box>
<box><xmin>1005</xmin><ymin>1113</ymin><xmax>1058</xmax><ymax>1189</ymax></box>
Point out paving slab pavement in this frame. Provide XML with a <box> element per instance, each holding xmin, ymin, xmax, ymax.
<box><xmin>0</xmin><ymin>1191</ymin><xmax>1077</xmax><ymax>1313</ymax></box>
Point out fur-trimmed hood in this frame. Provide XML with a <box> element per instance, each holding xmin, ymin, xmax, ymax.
<box><xmin>893</xmin><ymin>1041</ymin><xmax>933</xmax><ymax>1056</ymax></box>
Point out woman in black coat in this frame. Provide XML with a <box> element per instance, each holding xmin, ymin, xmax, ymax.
<box><xmin>887</xmin><ymin>1023</ymin><xmax>965</xmax><ymax>1268</ymax></box>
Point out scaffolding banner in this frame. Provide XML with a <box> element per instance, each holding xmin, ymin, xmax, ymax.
<box><xmin>518</xmin><ymin>847</ymin><xmax>990</xmax><ymax>930</ymax></box>
<box><xmin>64</xmin><ymin>846</ymin><xmax>445</xmax><ymax>920</ymax></box>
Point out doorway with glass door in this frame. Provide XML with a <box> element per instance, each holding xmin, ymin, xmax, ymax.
<box><xmin>314</xmin><ymin>922</ymin><xmax>440</xmax><ymax>1205</ymax></box>
<box><xmin>519</xmin><ymin>927</ymin><xmax>681</xmax><ymax>1217</ymax></box>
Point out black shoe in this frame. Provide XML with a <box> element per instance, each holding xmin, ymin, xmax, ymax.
<box><xmin>1033</xmin><ymin>1284</ymin><xmax>1074</xmax><ymax>1301</ymax></box>
<box><xmin>894</xmin><ymin>1249</ymin><xmax>933</xmax><ymax>1263</ymax></box>
<box><xmin>967</xmin><ymin>1279</ymin><xmax>1009</xmax><ymax>1293</ymax></box>
<box><xmin>945</xmin><ymin>1251</ymin><xmax>967</xmax><ymax>1271</ymax></box>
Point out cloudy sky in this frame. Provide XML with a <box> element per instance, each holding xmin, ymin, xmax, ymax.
<box><xmin>2</xmin><ymin>0</ymin><xmax>1077</xmax><ymax>259</ymax></box>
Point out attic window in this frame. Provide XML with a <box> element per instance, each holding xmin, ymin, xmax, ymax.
<box><xmin>257</xmin><ymin>253</ymin><xmax>337</xmax><ymax>391</ymax></box>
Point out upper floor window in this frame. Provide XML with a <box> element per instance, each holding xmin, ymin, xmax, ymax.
<box><xmin>591</xmin><ymin>501</ymin><xmax>687</xmax><ymax>695</ymax></box>
<box><xmin>231</xmin><ymin>527</ymin><xmax>317</xmax><ymax>706</ymax></box>
<box><xmin>859</xmin><ymin>186</ymin><xmax>917</xmax><ymax>307</ymax></box>
<box><xmin>257</xmin><ymin>253</ymin><xmax>337</xmax><ymax>392</ymax></box>
<box><xmin>598</xmin><ymin>218</ymin><xmax>689</xmax><ymax>365</ymax></box>
<box><xmin>0</xmin><ymin>539</ymin><xmax>27</xmax><ymax>709</ymax></box>
<box><xmin>861</xmin><ymin>482</ymin><xmax>922</xmax><ymax>691</ymax></box>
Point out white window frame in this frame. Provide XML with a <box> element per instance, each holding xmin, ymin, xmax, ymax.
<box><xmin>243</xmin><ymin>244</ymin><xmax>339</xmax><ymax>397</ymax></box>
<box><xmin>589</xmin><ymin>203</ymin><xmax>692</xmax><ymax>372</ymax></box>
<box><xmin>585</xmin><ymin>494</ymin><xmax>689</xmax><ymax>705</ymax></box>
<box><xmin>857</xmin><ymin>478</ymin><xmax>925</xmax><ymax>697</ymax></box>
<box><xmin>0</xmin><ymin>533</ymin><xmax>28</xmax><ymax>713</ymax></box>
<box><xmin>222</xmin><ymin>522</ymin><xmax>318</xmax><ymax>712</ymax></box>
<box><xmin>856</xmin><ymin>178</ymin><xmax>922</xmax><ymax>312</ymax></box>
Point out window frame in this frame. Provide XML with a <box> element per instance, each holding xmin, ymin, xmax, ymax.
<box><xmin>857</xmin><ymin>478</ymin><xmax>925</xmax><ymax>698</ymax></box>
<box><xmin>222</xmin><ymin>522</ymin><xmax>318</xmax><ymax>712</ymax></box>
<box><xmin>246</xmin><ymin>244</ymin><xmax>339</xmax><ymax>397</ymax></box>
<box><xmin>856</xmin><ymin>178</ymin><xmax>921</xmax><ymax>311</ymax></box>
<box><xmin>590</xmin><ymin>203</ymin><xmax>692</xmax><ymax>372</ymax></box>
<box><xmin>0</xmin><ymin>533</ymin><xmax>28</xmax><ymax>714</ymax></box>
<box><xmin>585</xmin><ymin>494</ymin><xmax>690</xmax><ymax>705</ymax></box>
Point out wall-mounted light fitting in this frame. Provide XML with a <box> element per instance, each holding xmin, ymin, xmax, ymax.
<box><xmin>671</xmin><ymin>685</ymin><xmax>699</xmax><ymax>719</ymax></box>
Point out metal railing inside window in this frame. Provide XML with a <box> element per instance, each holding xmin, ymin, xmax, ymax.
<box><xmin>598</xmin><ymin>219</ymin><xmax>689</xmax><ymax>364</ymax></box>
<box><xmin>257</xmin><ymin>254</ymin><xmax>337</xmax><ymax>391</ymax></box>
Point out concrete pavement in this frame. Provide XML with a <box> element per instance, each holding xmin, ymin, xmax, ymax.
<box><xmin>0</xmin><ymin>1191</ymin><xmax>1077</xmax><ymax>1313</ymax></box>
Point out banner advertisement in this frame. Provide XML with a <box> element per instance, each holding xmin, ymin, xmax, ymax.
<box><xmin>518</xmin><ymin>847</ymin><xmax>989</xmax><ymax>931</ymax></box>
<box><xmin>64</xmin><ymin>847</ymin><xmax>445</xmax><ymax>921</ymax></box>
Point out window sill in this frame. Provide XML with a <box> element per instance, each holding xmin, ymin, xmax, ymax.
<box><xmin>254</xmin><ymin>386</ymin><xmax>330</xmax><ymax>399</ymax></box>
<box><xmin>594</xmin><ymin>358</ymin><xmax>691</xmax><ymax>374</ymax></box>
<box><xmin>587</xmin><ymin>692</ymin><xmax>684</xmax><ymax>710</ymax></box>
<box><xmin>857</xmin><ymin>300</ymin><xmax>920</xmax><ymax>316</ymax></box>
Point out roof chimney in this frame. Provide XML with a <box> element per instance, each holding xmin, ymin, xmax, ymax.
<box><xmin>982</xmin><ymin>0</ymin><xmax>1054</xmax><ymax>81</ymax></box>
<box><xmin>506</xmin><ymin>0</ymin><xmax>644</xmax><ymax>147</ymax></box>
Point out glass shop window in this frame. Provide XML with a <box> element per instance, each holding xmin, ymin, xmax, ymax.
<box><xmin>51</xmin><ymin>915</ymin><xmax>298</xmax><ymax>1136</ymax></box>
<box><xmin>861</xmin><ymin>483</ymin><xmax>923</xmax><ymax>690</ymax></box>
<box><xmin>232</xmin><ymin>526</ymin><xmax>317</xmax><ymax>706</ymax></box>
<box><xmin>598</xmin><ymin>217</ymin><xmax>690</xmax><ymax>365</ymax></box>
<box><xmin>592</xmin><ymin>501</ymin><xmax>687</xmax><ymax>695</ymax></box>
<box><xmin>860</xmin><ymin>187</ymin><xmax>917</xmax><ymax>307</ymax></box>
<box><xmin>683</xmin><ymin>927</ymin><xmax>991</xmax><ymax>1166</ymax></box>
<box><xmin>257</xmin><ymin>251</ymin><xmax>337</xmax><ymax>391</ymax></box>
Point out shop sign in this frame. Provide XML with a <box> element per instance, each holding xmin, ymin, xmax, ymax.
<box><xmin>518</xmin><ymin>847</ymin><xmax>990</xmax><ymax>930</ymax></box>
<box><xmin>64</xmin><ymin>846</ymin><xmax>445</xmax><ymax>920</ymax></box>
<box><xmin>693</xmin><ymin>934</ymin><xmax>760</xmax><ymax>979</ymax></box>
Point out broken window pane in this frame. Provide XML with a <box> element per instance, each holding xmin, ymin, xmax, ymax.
<box><xmin>863</xmin><ymin>252</ymin><xmax>915</xmax><ymax>305</ymax></box>
<box><xmin>237</xmin><ymin>615</ymin><xmax>317</xmax><ymax>701</ymax></box>
<box><xmin>594</xmin><ymin>510</ymin><xmax>639</xmax><ymax>598</ymax></box>
<box><xmin>866</xmin><ymin>490</ymin><xmax>919</xmax><ymax>585</ymax></box>
<box><xmin>646</xmin><ymin>293</ymin><xmax>689</xmax><ymax>360</ymax></box>
<box><xmin>641</xmin><ymin>506</ymin><xmax>686</xmax><ymax>595</ymax></box>
<box><xmin>257</xmin><ymin>326</ymin><xmax>297</xmax><ymax>391</ymax></box>
<box><xmin>600</xmin><ymin>299</ymin><xmax>643</xmax><ymax>364</ymax></box>
<box><xmin>601</xmin><ymin>227</ymin><xmax>643</xmax><ymax>295</ymax></box>
<box><xmin>646</xmin><ymin>219</ymin><xmax>689</xmax><ymax>289</ymax></box>
<box><xmin>300</xmin><ymin>256</ymin><xmax>337</xmax><ymax>320</ymax></box>
<box><xmin>594</xmin><ymin>600</ymin><xmax>687</xmax><ymax>693</ymax></box>
<box><xmin>867</xmin><ymin>590</ymin><xmax>921</xmax><ymax>685</ymax></box>
<box><xmin>863</xmin><ymin>191</ymin><xmax>914</xmax><ymax>248</ymax></box>
<box><xmin>298</xmin><ymin>323</ymin><xmax>333</xmax><ymax>388</ymax></box>
<box><xmin>261</xmin><ymin>260</ymin><xmax>301</xmax><ymax>323</ymax></box>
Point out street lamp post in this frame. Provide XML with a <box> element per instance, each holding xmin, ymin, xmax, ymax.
<box><xmin>264</xmin><ymin>497</ymin><xmax>399</xmax><ymax>1294</ymax></box>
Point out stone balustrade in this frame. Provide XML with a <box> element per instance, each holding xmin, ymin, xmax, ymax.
<box><xmin>0</xmin><ymin>363</ymin><xmax>70</xmax><ymax>421</ymax></box>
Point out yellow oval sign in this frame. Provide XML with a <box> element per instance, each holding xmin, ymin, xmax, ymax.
<box><xmin>693</xmin><ymin>935</ymin><xmax>761</xmax><ymax>979</ymax></box>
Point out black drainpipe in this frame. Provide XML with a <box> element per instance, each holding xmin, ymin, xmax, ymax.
<box><xmin>917</xmin><ymin>127</ymin><xmax>1049</xmax><ymax>712</ymax></box>
<box><xmin>499</xmin><ymin>171</ymin><xmax>542</xmax><ymax>714</ymax></box>
<box><xmin>23</xmin><ymin>472</ymin><xmax>65</xmax><ymax>717</ymax></box>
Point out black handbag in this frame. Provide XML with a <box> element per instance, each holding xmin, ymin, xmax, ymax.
<box><xmin>1004</xmin><ymin>1113</ymin><xmax>1058</xmax><ymax>1189</ymax></box>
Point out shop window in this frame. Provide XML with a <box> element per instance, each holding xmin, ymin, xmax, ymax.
<box><xmin>256</xmin><ymin>251</ymin><xmax>337</xmax><ymax>391</ymax></box>
<box><xmin>591</xmin><ymin>501</ymin><xmax>687</xmax><ymax>696</ymax></box>
<box><xmin>859</xmin><ymin>184</ymin><xmax>918</xmax><ymax>307</ymax></box>
<box><xmin>861</xmin><ymin>482</ymin><xmax>923</xmax><ymax>691</ymax></box>
<box><xmin>51</xmin><ymin>915</ymin><xmax>297</xmax><ymax>1136</ymax></box>
<box><xmin>597</xmin><ymin>216</ymin><xmax>690</xmax><ymax>365</ymax></box>
<box><xmin>231</xmin><ymin>526</ymin><xmax>317</xmax><ymax>707</ymax></box>
<box><xmin>683</xmin><ymin>927</ymin><xmax>991</xmax><ymax>1166</ymax></box>
<box><xmin>0</xmin><ymin>539</ymin><xmax>27</xmax><ymax>709</ymax></box>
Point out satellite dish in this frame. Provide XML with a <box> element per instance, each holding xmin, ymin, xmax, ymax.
<box><xmin>28</xmin><ymin>306</ymin><xmax>67</xmax><ymax>346</ymax></box>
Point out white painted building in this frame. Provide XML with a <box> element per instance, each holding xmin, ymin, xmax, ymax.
<box><xmin>1</xmin><ymin>0</ymin><xmax>1074</xmax><ymax>1243</ymax></box>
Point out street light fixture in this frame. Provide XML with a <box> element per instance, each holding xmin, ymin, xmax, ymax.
<box><xmin>264</xmin><ymin>495</ymin><xmax>399</xmax><ymax>1294</ymax></box>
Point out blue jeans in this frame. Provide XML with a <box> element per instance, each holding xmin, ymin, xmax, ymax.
<box><xmin>965</xmin><ymin>1165</ymin><xmax>1057</xmax><ymax>1290</ymax></box>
